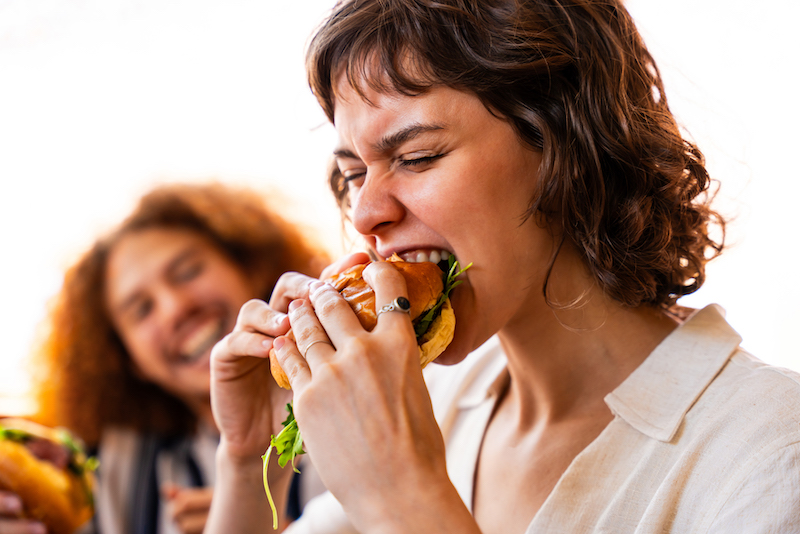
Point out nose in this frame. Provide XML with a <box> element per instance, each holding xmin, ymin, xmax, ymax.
<box><xmin>350</xmin><ymin>169</ymin><xmax>406</xmax><ymax>237</ymax></box>
<box><xmin>155</xmin><ymin>286</ymin><xmax>196</xmax><ymax>330</ymax></box>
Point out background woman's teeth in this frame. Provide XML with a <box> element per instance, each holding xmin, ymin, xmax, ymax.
<box><xmin>416</xmin><ymin>251</ymin><xmax>429</xmax><ymax>263</ymax></box>
<box><xmin>429</xmin><ymin>250</ymin><xmax>441</xmax><ymax>264</ymax></box>
<box><xmin>180</xmin><ymin>321</ymin><xmax>221</xmax><ymax>360</ymax></box>
<box><xmin>441</xmin><ymin>251</ymin><xmax>450</xmax><ymax>261</ymax></box>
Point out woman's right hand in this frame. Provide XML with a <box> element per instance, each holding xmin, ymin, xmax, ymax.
<box><xmin>207</xmin><ymin>270</ymin><xmax>317</xmax><ymax>534</ymax></box>
<box><xmin>210</xmin><ymin>273</ymin><xmax>308</xmax><ymax>460</ymax></box>
<box><xmin>205</xmin><ymin>253</ymin><xmax>371</xmax><ymax>534</ymax></box>
<box><xmin>0</xmin><ymin>492</ymin><xmax>45</xmax><ymax>534</ymax></box>
<box><xmin>209</xmin><ymin>251</ymin><xmax>370</xmax><ymax>460</ymax></box>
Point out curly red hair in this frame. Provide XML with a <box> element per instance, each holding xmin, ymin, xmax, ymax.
<box><xmin>31</xmin><ymin>182</ymin><xmax>328</xmax><ymax>446</ymax></box>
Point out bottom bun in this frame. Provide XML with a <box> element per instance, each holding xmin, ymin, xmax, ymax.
<box><xmin>418</xmin><ymin>298</ymin><xmax>455</xmax><ymax>368</ymax></box>
<box><xmin>0</xmin><ymin>439</ymin><xmax>93</xmax><ymax>534</ymax></box>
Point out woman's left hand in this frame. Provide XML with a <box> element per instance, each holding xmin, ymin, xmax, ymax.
<box><xmin>271</xmin><ymin>262</ymin><xmax>469</xmax><ymax>532</ymax></box>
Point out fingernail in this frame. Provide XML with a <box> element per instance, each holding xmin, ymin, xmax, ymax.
<box><xmin>288</xmin><ymin>299</ymin><xmax>304</xmax><ymax>312</ymax></box>
<box><xmin>273</xmin><ymin>337</ymin><xmax>286</xmax><ymax>351</ymax></box>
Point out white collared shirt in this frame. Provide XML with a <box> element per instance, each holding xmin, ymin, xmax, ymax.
<box><xmin>290</xmin><ymin>305</ymin><xmax>800</xmax><ymax>533</ymax></box>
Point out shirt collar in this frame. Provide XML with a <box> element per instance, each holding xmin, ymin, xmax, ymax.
<box><xmin>604</xmin><ymin>304</ymin><xmax>742</xmax><ymax>442</ymax></box>
<box><xmin>455</xmin><ymin>335</ymin><xmax>509</xmax><ymax>409</ymax></box>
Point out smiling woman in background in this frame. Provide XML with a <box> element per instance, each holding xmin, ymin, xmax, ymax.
<box><xmin>0</xmin><ymin>182</ymin><xmax>328</xmax><ymax>534</ymax></box>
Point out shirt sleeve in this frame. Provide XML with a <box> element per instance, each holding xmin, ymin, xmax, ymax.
<box><xmin>708</xmin><ymin>441</ymin><xmax>800</xmax><ymax>534</ymax></box>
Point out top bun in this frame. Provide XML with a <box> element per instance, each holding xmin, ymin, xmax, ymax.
<box><xmin>269</xmin><ymin>257</ymin><xmax>454</xmax><ymax>389</ymax></box>
<box><xmin>330</xmin><ymin>258</ymin><xmax>444</xmax><ymax>331</ymax></box>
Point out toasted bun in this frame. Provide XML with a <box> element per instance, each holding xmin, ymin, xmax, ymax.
<box><xmin>0</xmin><ymin>419</ymin><xmax>94</xmax><ymax>534</ymax></box>
<box><xmin>270</xmin><ymin>258</ymin><xmax>454</xmax><ymax>389</ymax></box>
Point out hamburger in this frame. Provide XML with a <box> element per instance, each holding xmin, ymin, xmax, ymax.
<box><xmin>0</xmin><ymin>418</ymin><xmax>96</xmax><ymax>534</ymax></box>
<box><xmin>269</xmin><ymin>254</ymin><xmax>462</xmax><ymax>389</ymax></box>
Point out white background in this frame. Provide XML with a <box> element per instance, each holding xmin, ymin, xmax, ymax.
<box><xmin>1</xmin><ymin>0</ymin><xmax>798</xmax><ymax>415</ymax></box>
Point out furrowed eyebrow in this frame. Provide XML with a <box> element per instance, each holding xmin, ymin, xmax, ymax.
<box><xmin>374</xmin><ymin>123</ymin><xmax>444</xmax><ymax>153</ymax></box>
<box><xmin>333</xmin><ymin>123</ymin><xmax>445</xmax><ymax>159</ymax></box>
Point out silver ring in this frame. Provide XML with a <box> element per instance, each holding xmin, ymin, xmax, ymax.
<box><xmin>377</xmin><ymin>296</ymin><xmax>411</xmax><ymax>318</ymax></box>
<box><xmin>303</xmin><ymin>339</ymin><xmax>332</xmax><ymax>358</ymax></box>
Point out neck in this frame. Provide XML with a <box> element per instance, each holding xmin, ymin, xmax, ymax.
<box><xmin>496</xmin><ymin>249</ymin><xmax>678</xmax><ymax>429</ymax></box>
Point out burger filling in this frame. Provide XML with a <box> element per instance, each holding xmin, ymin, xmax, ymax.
<box><xmin>0</xmin><ymin>420</ymin><xmax>98</xmax><ymax>504</ymax></box>
<box><xmin>414</xmin><ymin>254</ymin><xmax>470</xmax><ymax>339</ymax></box>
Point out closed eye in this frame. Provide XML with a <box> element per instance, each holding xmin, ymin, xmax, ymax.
<box><xmin>398</xmin><ymin>154</ymin><xmax>445</xmax><ymax>168</ymax></box>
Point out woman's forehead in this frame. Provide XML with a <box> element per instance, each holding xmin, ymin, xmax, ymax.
<box><xmin>329</xmin><ymin>48</ymin><xmax>440</xmax><ymax>110</ymax></box>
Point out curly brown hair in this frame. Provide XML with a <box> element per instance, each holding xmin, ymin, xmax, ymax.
<box><xmin>308</xmin><ymin>0</ymin><xmax>724</xmax><ymax>308</ymax></box>
<box><xmin>31</xmin><ymin>182</ymin><xmax>328</xmax><ymax>446</ymax></box>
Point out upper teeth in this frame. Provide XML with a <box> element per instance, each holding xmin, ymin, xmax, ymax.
<box><xmin>400</xmin><ymin>250</ymin><xmax>450</xmax><ymax>264</ymax></box>
<box><xmin>178</xmin><ymin>320</ymin><xmax>223</xmax><ymax>362</ymax></box>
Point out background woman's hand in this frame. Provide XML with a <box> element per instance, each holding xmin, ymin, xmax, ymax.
<box><xmin>162</xmin><ymin>484</ymin><xmax>213</xmax><ymax>534</ymax></box>
<box><xmin>0</xmin><ymin>492</ymin><xmax>46</xmax><ymax>534</ymax></box>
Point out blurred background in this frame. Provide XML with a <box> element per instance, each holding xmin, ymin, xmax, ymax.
<box><xmin>1</xmin><ymin>0</ymin><xmax>798</xmax><ymax>416</ymax></box>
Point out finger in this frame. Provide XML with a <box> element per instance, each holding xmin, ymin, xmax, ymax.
<box><xmin>267</xmin><ymin>271</ymin><xmax>319</xmax><ymax>312</ymax></box>
<box><xmin>306</xmin><ymin>281</ymin><xmax>369</xmax><ymax>348</ymax></box>
<box><xmin>319</xmin><ymin>252</ymin><xmax>371</xmax><ymax>280</ymax></box>
<box><xmin>272</xmin><ymin>335</ymin><xmax>312</xmax><ymax>391</ymax></box>
<box><xmin>0</xmin><ymin>492</ymin><xmax>22</xmax><ymax>516</ymax></box>
<box><xmin>161</xmin><ymin>482</ymin><xmax>180</xmax><ymax>499</ymax></box>
<box><xmin>363</xmin><ymin>262</ymin><xmax>414</xmax><ymax>334</ymax></box>
<box><xmin>166</xmin><ymin>486</ymin><xmax>214</xmax><ymax>515</ymax></box>
<box><xmin>0</xmin><ymin>519</ymin><xmax>47</xmax><ymax>534</ymax></box>
<box><xmin>214</xmin><ymin>300</ymin><xmax>290</xmax><ymax>363</ymax></box>
<box><xmin>212</xmin><ymin>329</ymin><xmax>275</xmax><ymax>364</ymax></box>
<box><xmin>175</xmin><ymin>513</ymin><xmax>208</xmax><ymax>534</ymax></box>
<box><xmin>235</xmin><ymin>299</ymin><xmax>290</xmax><ymax>337</ymax></box>
<box><xmin>285</xmin><ymin>297</ymin><xmax>338</xmax><ymax>364</ymax></box>
<box><xmin>174</xmin><ymin>513</ymin><xmax>207</xmax><ymax>534</ymax></box>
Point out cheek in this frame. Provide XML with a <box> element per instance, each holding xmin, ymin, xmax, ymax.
<box><xmin>120</xmin><ymin>325</ymin><xmax>162</xmax><ymax>375</ymax></box>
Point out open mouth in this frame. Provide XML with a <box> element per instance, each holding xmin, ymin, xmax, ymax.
<box><xmin>394</xmin><ymin>249</ymin><xmax>452</xmax><ymax>272</ymax></box>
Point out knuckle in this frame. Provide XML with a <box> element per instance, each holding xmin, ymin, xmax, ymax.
<box><xmin>279</xmin><ymin>270</ymin><xmax>304</xmax><ymax>284</ymax></box>
<box><xmin>364</xmin><ymin>261</ymin><xmax>402</xmax><ymax>286</ymax></box>
<box><xmin>285</xmin><ymin>362</ymin><xmax>305</xmax><ymax>385</ymax></box>
<box><xmin>291</xmin><ymin>321</ymin><xmax>317</xmax><ymax>344</ymax></box>
<box><xmin>279</xmin><ymin>271</ymin><xmax>313</xmax><ymax>294</ymax></box>
<box><xmin>315</xmin><ymin>294</ymin><xmax>341</xmax><ymax>317</ymax></box>
<box><xmin>238</xmin><ymin>298</ymin><xmax>266</xmax><ymax>320</ymax></box>
<box><xmin>210</xmin><ymin>334</ymin><xmax>230</xmax><ymax>356</ymax></box>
